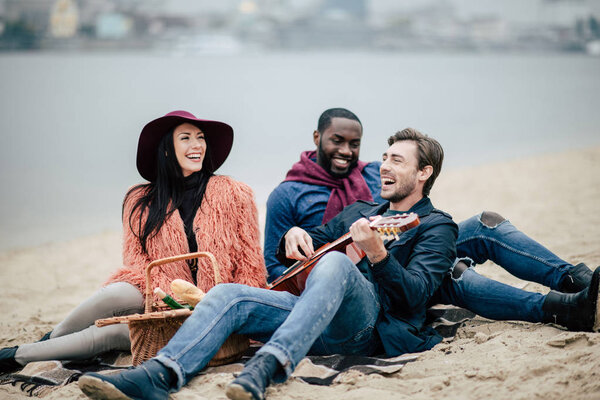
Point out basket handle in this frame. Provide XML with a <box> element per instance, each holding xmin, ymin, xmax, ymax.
<box><xmin>144</xmin><ymin>251</ymin><xmax>220</xmax><ymax>313</ymax></box>
<box><xmin>95</xmin><ymin>308</ymin><xmax>192</xmax><ymax>327</ymax></box>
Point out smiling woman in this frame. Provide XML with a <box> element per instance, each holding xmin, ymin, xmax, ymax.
<box><xmin>173</xmin><ymin>123</ymin><xmax>207</xmax><ymax>177</ymax></box>
<box><xmin>0</xmin><ymin>110</ymin><xmax>267</xmax><ymax>375</ymax></box>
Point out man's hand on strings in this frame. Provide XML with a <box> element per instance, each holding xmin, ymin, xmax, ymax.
<box><xmin>284</xmin><ymin>227</ymin><xmax>314</xmax><ymax>261</ymax></box>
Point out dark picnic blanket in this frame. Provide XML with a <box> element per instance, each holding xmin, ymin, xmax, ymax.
<box><xmin>0</xmin><ymin>306</ymin><xmax>475</xmax><ymax>397</ymax></box>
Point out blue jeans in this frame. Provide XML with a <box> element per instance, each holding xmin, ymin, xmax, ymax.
<box><xmin>436</xmin><ymin>213</ymin><xmax>572</xmax><ymax>322</ymax></box>
<box><xmin>155</xmin><ymin>252</ymin><xmax>381</xmax><ymax>390</ymax></box>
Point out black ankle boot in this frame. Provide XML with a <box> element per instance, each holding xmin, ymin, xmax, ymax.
<box><xmin>37</xmin><ymin>331</ymin><xmax>53</xmax><ymax>342</ymax></box>
<box><xmin>226</xmin><ymin>353</ymin><xmax>281</xmax><ymax>400</ymax></box>
<box><xmin>0</xmin><ymin>346</ymin><xmax>22</xmax><ymax>375</ymax></box>
<box><xmin>78</xmin><ymin>359</ymin><xmax>174</xmax><ymax>400</ymax></box>
<box><xmin>543</xmin><ymin>266</ymin><xmax>600</xmax><ymax>331</ymax></box>
<box><xmin>559</xmin><ymin>263</ymin><xmax>594</xmax><ymax>293</ymax></box>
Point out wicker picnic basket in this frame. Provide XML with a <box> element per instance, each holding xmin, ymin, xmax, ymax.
<box><xmin>96</xmin><ymin>251</ymin><xmax>249</xmax><ymax>366</ymax></box>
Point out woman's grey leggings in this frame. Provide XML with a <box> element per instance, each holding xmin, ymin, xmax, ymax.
<box><xmin>15</xmin><ymin>282</ymin><xmax>144</xmax><ymax>364</ymax></box>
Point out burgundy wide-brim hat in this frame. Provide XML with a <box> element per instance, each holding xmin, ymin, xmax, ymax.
<box><xmin>136</xmin><ymin>110</ymin><xmax>234</xmax><ymax>181</ymax></box>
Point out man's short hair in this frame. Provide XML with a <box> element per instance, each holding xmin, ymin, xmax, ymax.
<box><xmin>388</xmin><ymin>128</ymin><xmax>444</xmax><ymax>197</ymax></box>
<box><xmin>317</xmin><ymin>108</ymin><xmax>362</xmax><ymax>133</ymax></box>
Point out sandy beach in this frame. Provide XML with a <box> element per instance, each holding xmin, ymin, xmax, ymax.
<box><xmin>1</xmin><ymin>146</ymin><xmax>599</xmax><ymax>399</ymax></box>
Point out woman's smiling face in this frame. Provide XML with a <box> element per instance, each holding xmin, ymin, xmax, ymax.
<box><xmin>173</xmin><ymin>123</ymin><xmax>206</xmax><ymax>177</ymax></box>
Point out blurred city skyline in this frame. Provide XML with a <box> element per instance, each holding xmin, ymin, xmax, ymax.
<box><xmin>1</xmin><ymin>0</ymin><xmax>600</xmax><ymax>54</ymax></box>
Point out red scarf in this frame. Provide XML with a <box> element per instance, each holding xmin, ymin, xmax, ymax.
<box><xmin>284</xmin><ymin>151</ymin><xmax>373</xmax><ymax>223</ymax></box>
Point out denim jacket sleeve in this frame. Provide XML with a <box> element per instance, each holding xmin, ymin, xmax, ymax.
<box><xmin>370</xmin><ymin>214</ymin><xmax>458</xmax><ymax>314</ymax></box>
<box><xmin>265</xmin><ymin>185</ymin><xmax>298</xmax><ymax>281</ymax></box>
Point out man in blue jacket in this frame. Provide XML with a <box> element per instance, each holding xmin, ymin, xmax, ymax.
<box><xmin>265</xmin><ymin>107</ymin><xmax>384</xmax><ymax>282</ymax></box>
<box><xmin>265</xmin><ymin>108</ymin><xmax>599</xmax><ymax>333</ymax></box>
<box><xmin>78</xmin><ymin>128</ymin><xmax>457</xmax><ymax>400</ymax></box>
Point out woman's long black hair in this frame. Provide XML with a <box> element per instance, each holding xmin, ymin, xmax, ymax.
<box><xmin>124</xmin><ymin>126</ymin><xmax>213</xmax><ymax>254</ymax></box>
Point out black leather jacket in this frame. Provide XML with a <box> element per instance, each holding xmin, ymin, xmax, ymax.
<box><xmin>278</xmin><ymin>197</ymin><xmax>458</xmax><ymax>356</ymax></box>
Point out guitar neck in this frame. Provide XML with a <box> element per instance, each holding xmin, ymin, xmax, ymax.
<box><xmin>311</xmin><ymin>232</ymin><xmax>353</xmax><ymax>259</ymax></box>
<box><xmin>269</xmin><ymin>213</ymin><xmax>420</xmax><ymax>293</ymax></box>
<box><xmin>279</xmin><ymin>221</ymin><xmax>405</xmax><ymax>278</ymax></box>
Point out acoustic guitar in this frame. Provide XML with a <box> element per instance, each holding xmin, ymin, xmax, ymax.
<box><xmin>268</xmin><ymin>213</ymin><xmax>420</xmax><ymax>295</ymax></box>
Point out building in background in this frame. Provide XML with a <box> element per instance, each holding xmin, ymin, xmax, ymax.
<box><xmin>0</xmin><ymin>0</ymin><xmax>599</xmax><ymax>54</ymax></box>
<box><xmin>49</xmin><ymin>0</ymin><xmax>78</xmax><ymax>38</ymax></box>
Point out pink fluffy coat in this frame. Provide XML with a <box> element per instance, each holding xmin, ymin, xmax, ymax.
<box><xmin>105</xmin><ymin>175</ymin><xmax>267</xmax><ymax>301</ymax></box>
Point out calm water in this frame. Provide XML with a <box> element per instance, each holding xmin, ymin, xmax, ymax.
<box><xmin>1</xmin><ymin>51</ymin><xmax>599</xmax><ymax>250</ymax></box>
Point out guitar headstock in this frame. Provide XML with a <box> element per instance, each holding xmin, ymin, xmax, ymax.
<box><xmin>369</xmin><ymin>212</ymin><xmax>420</xmax><ymax>240</ymax></box>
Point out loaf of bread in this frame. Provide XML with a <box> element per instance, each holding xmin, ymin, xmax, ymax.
<box><xmin>171</xmin><ymin>279</ymin><xmax>206</xmax><ymax>307</ymax></box>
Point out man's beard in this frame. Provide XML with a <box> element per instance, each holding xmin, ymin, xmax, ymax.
<box><xmin>382</xmin><ymin>171</ymin><xmax>418</xmax><ymax>203</ymax></box>
<box><xmin>317</xmin><ymin>145</ymin><xmax>358</xmax><ymax>179</ymax></box>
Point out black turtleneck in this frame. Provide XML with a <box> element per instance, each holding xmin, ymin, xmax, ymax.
<box><xmin>178</xmin><ymin>172</ymin><xmax>203</xmax><ymax>253</ymax></box>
